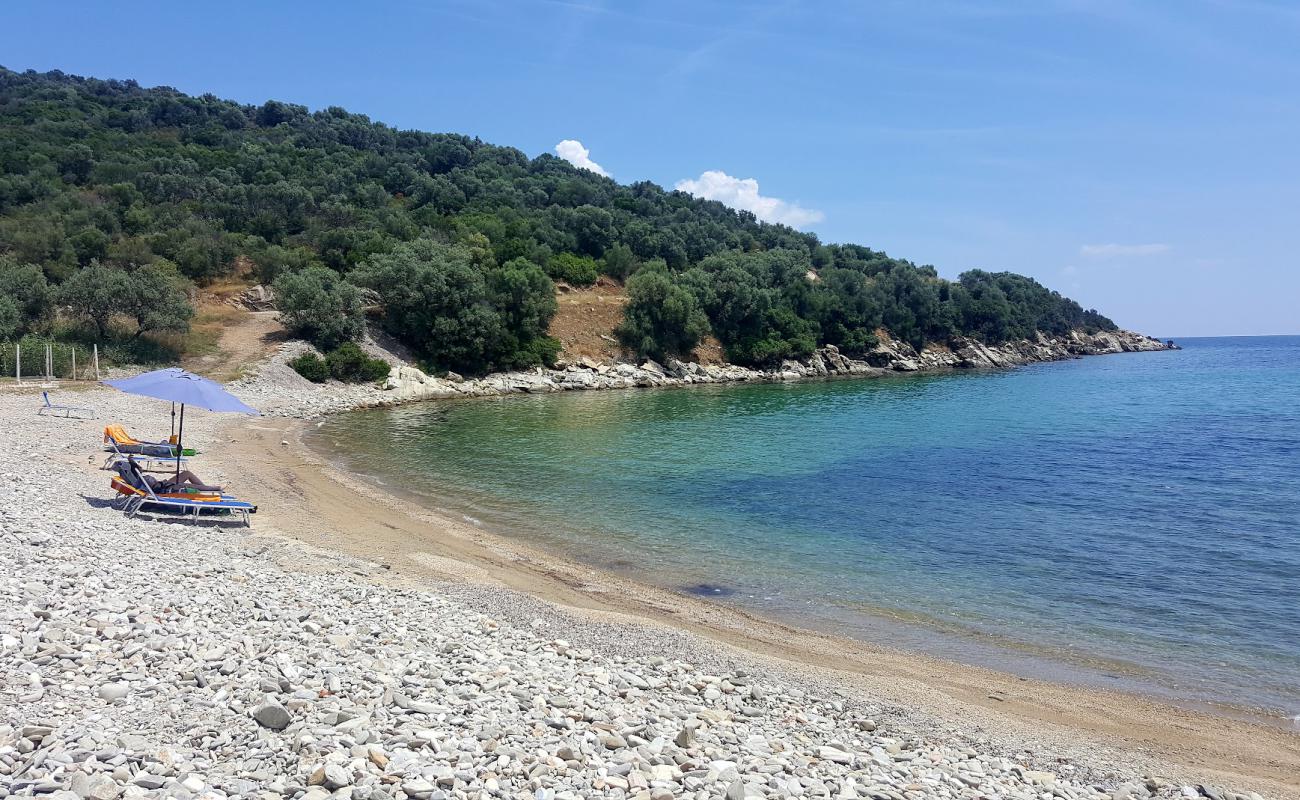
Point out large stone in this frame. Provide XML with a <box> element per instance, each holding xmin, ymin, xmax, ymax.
<box><xmin>97</xmin><ymin>682</ymin><xmax>130</xmax><ymax>701</ymax></box>
<box><xmin>252</xmin><ymin>700</ymin><xmax>292</xmax><ymax>730</ymax></box>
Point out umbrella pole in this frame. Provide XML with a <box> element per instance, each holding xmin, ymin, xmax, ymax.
<box><xmin>171</xmin><ymin>402</ymin><xmax>176</xmax><ymax>440</ymax></box>
<box><xmin>176</xmin><ymin>403</ymin><xmax>185</xmax><ymax>483</ymax></box>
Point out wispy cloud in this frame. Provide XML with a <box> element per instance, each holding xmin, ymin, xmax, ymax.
<box><xmin>675</xmin><ymin>170</ymin><xmax>824</xmax><ymax>228</ymax></box>
<box><xmin>1080</xmin><ymin>243</ymin><xmax>1170</xmax><ymax>258</ymax></box>
<box><xmin>554</xmin><ymin>139</ymin><xmax>609</xmax><ymax>177</ymax></box>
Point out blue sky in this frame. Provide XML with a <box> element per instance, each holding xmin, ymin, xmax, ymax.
<box><xmin>3</xmin><ymin>0</ymin><xmax>1298</xmax><ymax>336</ymax></box>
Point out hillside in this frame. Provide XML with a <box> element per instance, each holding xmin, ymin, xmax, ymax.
<box><xmin>0</xmin><ymin>67</ymin><xmax>1119</xmax><ymax>376</ymax></box>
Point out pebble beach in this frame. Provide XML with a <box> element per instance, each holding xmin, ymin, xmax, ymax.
<box><xmin>2</xmin><ymin>372</ymin><xmax>1296</xmax><ymax>800</ymax></box>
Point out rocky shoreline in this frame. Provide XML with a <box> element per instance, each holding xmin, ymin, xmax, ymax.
<box><xmin>234</xmin><ymin>329</ymin><xmax>1177</xmax><ymax>418</ymax></box>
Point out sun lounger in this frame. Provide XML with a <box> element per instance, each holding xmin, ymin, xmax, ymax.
<box><xmin>102</xmin><ymin>424</ymin><xmax>199</xmax><ymax>470</ymax></box>
<box><xmin>110</xmin><ymin>461</ymin><xmax>255</xmax><ymax>526</ymax></box>
<box><xmin>103</xmin><ymin>424</ymin><xmax>194</xmax><ymax>457</ymax></box>
<box><xmin>38</xmin><ymin>392</ymin><xmax>95</xmax><ymax>419</ymax></box>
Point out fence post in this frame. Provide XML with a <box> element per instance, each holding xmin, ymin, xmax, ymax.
<box><xmin>93</xmin><ymin>344</ymin><xmax>100</xmax><ymax>381</ymax></box>
<box><xmin>15</xmin><ymin>344</ymin><xmax>19</xmax><ymax>384</ymax></box>
<box><xmin>72</xmin><ymin>348</ymin><xmax>77</xmax><ymax>381</ymax></box>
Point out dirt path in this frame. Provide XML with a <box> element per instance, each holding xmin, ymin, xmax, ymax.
<box><xmin>184</xmin><ymin>309</ymin><xmax>285</xmax><ymax>382</ymax></box>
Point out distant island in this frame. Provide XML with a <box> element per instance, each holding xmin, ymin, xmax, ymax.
<box><xmin>0</xmin><ymin>67</ymin><xmax>1155</xmax><ymax>381</ymax></box>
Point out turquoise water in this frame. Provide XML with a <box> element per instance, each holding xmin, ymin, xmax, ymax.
<box><xmin>311</xmin><ymin>337</ymin><xmax>1300</xmax><ymax>717</ymax></box>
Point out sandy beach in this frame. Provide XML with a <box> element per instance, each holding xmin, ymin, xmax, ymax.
<box><xmin>2</xmin><ymin>376</ymin><xmax>1298</xmax><ymax>800</ymax></box>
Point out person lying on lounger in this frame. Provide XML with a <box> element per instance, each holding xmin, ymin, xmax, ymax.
<box><xmin>148</xmin><ymin>469</ymin><xmax>222</xmax><ymax>493</ymax></box>
<box><xmin>117</xmin><ymin>457</ymin><xmax>223</xmax><ymax>493</ymax></box>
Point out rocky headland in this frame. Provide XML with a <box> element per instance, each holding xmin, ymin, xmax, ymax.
<box><xmin>233</xmin><ymin>329</ymin><xmax>1176</xmax><ymax>418</ymax></box>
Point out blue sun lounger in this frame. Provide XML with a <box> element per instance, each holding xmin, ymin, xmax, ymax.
<box><xmin>38</xmin><ymin>392</ymin><xmax>96</xmax><ymax>419</ymax></box>
<box><xmin>111</xmin><ymin>460</ymin><xmax>256</xmax><ymax>527</ymax></box>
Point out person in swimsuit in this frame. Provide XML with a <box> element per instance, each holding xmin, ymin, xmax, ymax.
<box><xmin>118</xmin><ymin>457</ymin><xmax>222</xmax><ymax>493</ymax></box>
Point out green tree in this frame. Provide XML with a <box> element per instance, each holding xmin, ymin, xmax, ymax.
<box><xmin>601</xmin><ymin>242</ymin><xmax>637</xmax><ymax>280</ymax></box>
<box><xmin>352</xmin><ymin>239</ymin><xmax>507</xmax><ymax>374</ymax></box>
<box><xmin>0</xmin><ymin>67</ymin><xmax>1124</xmax><ymax>365</ymax></box>
<box><xmin>57</xmin><ymin>263</ymin><xmax>131</xmax><ymax>339</ymax></box>
<box><xmin>0</xmin><ymin>296</ymin><xmax>19</xmax><ymax>340</ymax></box>
<box><xmin>0</xmin><ymin>257</ymin><xmax>53</xmax><ymax>334</ymax></box>
<box><xmin>273</xmin><ymin>266</ymin><xmax>366</xmax><ymax>350</ymax></box>
<box><xmin>122</xmin><ymin>263</ymin><xmax>194</xmax><ymax>337</ymax></box>
<box><xmin>616</xmin><ymin>267</ymin><xmax>710</xmax><ymax>361</ymax></box>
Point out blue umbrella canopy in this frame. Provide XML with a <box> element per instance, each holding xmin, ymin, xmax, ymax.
<box><xmin>103</xmin><ymin>368</ymin><xmax>257</xmax><ymax>481</ymax></box>
<box><xmin>103</xmin><ymin>368</ymin><xmax>258</xmax><ymax>414</ymax></box>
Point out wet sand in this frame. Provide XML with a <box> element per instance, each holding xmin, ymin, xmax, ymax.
<box><xmin>219</xmin><ymin>413</ymin><xmax>1300</xmax><ymax>799</ymax></box>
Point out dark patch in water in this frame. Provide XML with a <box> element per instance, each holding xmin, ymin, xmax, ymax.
<box><xmin>681</xmin><ymin>583</ymin><xmax>736</xmax><ymax>597</ymax></box>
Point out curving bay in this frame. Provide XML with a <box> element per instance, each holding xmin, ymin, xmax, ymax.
<box><xmin>310</xmin><ymin>337</ymin><xmax>1300</xmax><ymax>719</ymax></box>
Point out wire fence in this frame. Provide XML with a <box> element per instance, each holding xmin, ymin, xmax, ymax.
<box><xmin>0</xmin><ymin>338</ymin><xmax>104</xmax><ymax>382</ymax></box>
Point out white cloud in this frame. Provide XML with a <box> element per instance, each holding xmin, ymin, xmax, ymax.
<box><xmin>1080</xmin><ymin>243</ymin><xmax>1170</xmax><ymax>258</ymax></box>
<box><xmin>674</xmin><ymin>170</ymin><xmax>824</xmax><ymax>228</ymax></box>
<box><xmin>554</xmin><ymin>139</ymin><xmax>609</xmax><ymax>177</ymax></box>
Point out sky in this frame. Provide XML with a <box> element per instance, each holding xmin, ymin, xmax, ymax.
<box><xmin>3</xmin><ymin>0</ymin><xmax>1298</xmax><ymax>336</ymax></box>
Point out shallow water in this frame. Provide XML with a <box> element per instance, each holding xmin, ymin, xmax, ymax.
<box><xmin>311</xmin><ymin>336</ymin><xmax>1300</xmax><ymax>717</ymax></box>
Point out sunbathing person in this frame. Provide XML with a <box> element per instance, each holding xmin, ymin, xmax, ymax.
<box><xmin>148</xmin><ymin>469</ymin><xmax>222</xmax><ymax>493</ymax></box>
<box><xmin>117</xmin><ymin>458</ymin><xmax>222</xmax><ymax>493</ymax></box>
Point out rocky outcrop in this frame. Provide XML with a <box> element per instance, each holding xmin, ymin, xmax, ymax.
<box><xmin>227</xmin><ymin>284</ymin><xmax>276</xmax><ymax>310</ymax></box>
<box><xmin>236</xmin><ymin>329</ymin><xmax>1175</xmax><ymax>416</ymax></box>
<box><xmin>378</xmin><ymin>329</ymin><xmax>1177</xmax><ymax>405</ymax></box>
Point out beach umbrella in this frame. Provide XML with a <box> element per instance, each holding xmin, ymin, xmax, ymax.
<box><xmin>102</xmin><ymin>367</ymin><xmax>258</xmax><ymax>480</ymax></box>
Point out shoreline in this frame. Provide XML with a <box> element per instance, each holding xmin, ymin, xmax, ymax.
<box><xmin>217</xmin><ymin>405</ymin><xmax>1299</xmax><ymax>798</ymax></box>
<box><xmin>230</xmin><ymin>327</ymin><xmax>1176</xmax><ymax>418</ymax></box>
<box><xmin>300</xmin><ymin>402</ymin><xmax>1283</xmax><ymax>723</ymax></box>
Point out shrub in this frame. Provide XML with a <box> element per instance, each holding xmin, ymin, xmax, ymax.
<box><xmin>0</xmin><ymin>296</ymin><xmax>19</xmax><ymax>340</ymax></box>
<box><xmin>0</xmin><ymin>256</ymin><xmax>53</xmax><ymax>335</ymax></box>
<box><xmin>545</xmin><ymin>252</ymin><xmax>599</xmax><ymax>286</ymax></box>
<box><xmin>288</xmin><ymin>352</ymin><xmax>329</xmax><ymax>383</ymax></box>
<box><xmin>600</xmin><ymin>243</ymin><xmax>637</xmax><ymax>281</ymax></box>
<box><xmin>273</xmin><ymin>266</ymin><xmax>365</xmax><ymax>350</ymax></box>
<box><xmin>616</xmin><ymin>267</ymin><xmax>710</xmax><ymax>361</ymax></box>
<box><xmin>354</xmin><ymin>240</ymin><xmax>558</xmax><ymax>375</ymax></box>
<box><xmin>496</xmin><ymin>334</ymin><xmax>562</xmax><ymax>370</ymax></box>
<box><xmin>325</xmin><ymin>342</ymin><xmax>390</xmax><ymax>383</ymax></box>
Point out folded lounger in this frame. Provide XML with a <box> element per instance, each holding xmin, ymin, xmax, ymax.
<box><xmin>110</xmin><ymin>462</ymin><xmax>255</xmax><ymax>527</ymax></box>
<box><xmin>38</xmin><ymin>392</ymin><xmax>95</xmax><ymax>419</ymax></box>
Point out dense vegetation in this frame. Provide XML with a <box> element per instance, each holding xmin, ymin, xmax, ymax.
<box><xmin>288</xmin><ymin>343</ymin><xmax>389</xmax><ymax>384</ymax></box>
<box><xmin>0</xmin><ymin>67</ymin><xmax>1117</xmax><ymax>374</ymax></box>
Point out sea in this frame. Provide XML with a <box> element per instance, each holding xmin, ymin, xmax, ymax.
<box><xmin>308</xmin><ymin>336</ymin><xmax>1300</xmax><ymax>720</ymax></box>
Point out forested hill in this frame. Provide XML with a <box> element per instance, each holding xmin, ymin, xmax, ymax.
<box><xmin>0</xmin><ymin>67</ymin><xmax>1118</xmax><ymax>375</ymax></box>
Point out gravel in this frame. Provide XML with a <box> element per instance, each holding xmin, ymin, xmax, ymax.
<box><xmin>0</xmin><ymin>382</ymin><xmax>1260</xmax><ymax>800</ymax></box>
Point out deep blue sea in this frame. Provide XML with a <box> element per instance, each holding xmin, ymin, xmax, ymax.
<box><xmin>311</xmin><ymin>336</ymin><xmax>1300</xmax><ymax>718</ymax></box>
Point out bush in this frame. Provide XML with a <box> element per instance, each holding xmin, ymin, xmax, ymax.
<box><xmin>600</xmin><ymin>243</ymin><xmax>637</xmax><ymax>281</ymax></box>
<box><xmin>545</xmin><ymin>253</ymin><xmax>599</xmax><ymax>286</ymax></box>
<box><xmin>273</xmin><ymin>266</ymin><xmax>366</xmax><ymax>350</ymax></box>
<box><xmin>497</xmin><ymin>334</ymin><xmax>562</xmax><ymax>370</ymax></box>
<box><xmin>0</xmin><ymin>296</ymin><xmax>20</xmax><ymax>341</ymax></box>
<box><xmin>0</xmin><ymin>256</ymin><xmax>53</xmax><ymax>335</ymax></box>
<box><xmin>355</xmin><ymin>240</ymin><xmax>558</xmax><ymax>375</ymax></box>
<box><xmin>288</xmin><ymin>352</ymin><xmax>329</xmax><ymax>383</ymax></box>
<box><xmin>616</xmin><ymin>267</ymin><xmax>710</xmax><ymax>361</ymax></box>
<box><xmin>325</xmin><ymin>342</ymin><xmax>390</xmax><ymax>383</ymax></box>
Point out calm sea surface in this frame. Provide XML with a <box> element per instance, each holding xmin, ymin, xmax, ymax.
<box><xmin>310</xmin><ymin>336</ymin><xmax>1300</xmax><ymax>717</ymax></box>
